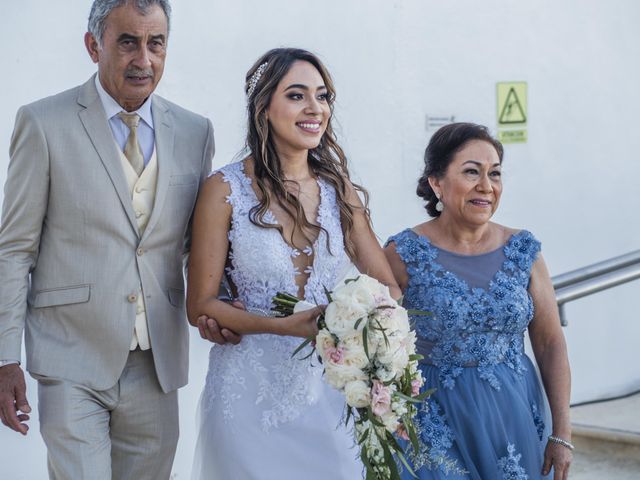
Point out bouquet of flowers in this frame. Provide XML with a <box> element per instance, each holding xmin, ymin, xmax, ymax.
<box><xmin>273</xmin><ymin>274</ymin><xmax>431</xmax><ymax>480</ymax></box>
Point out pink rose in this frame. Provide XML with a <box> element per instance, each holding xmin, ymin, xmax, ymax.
<box><xmin>396</xmin><ymin>423</ymin><xmax>410</xmax><ymax>440</ymax></box>
<box><xmin>326</xmin><ymin>346</ymin><xmax>345</xmax><ymax>364</ymax></box>
<box><xmin>411</xmin><ymin>378</ymin><xmax>422</xmax><ymax>396</ymax></box>
<box><xmin>371</xmin><ymin>380</ymin><xmax>392</xmax><ymax>416</ymax></box>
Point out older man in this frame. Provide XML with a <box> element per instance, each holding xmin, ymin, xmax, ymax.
<box><xmin>0</xmin><ymin>1</ymin><xmax>215</xmax><ymax>477</ymax></box>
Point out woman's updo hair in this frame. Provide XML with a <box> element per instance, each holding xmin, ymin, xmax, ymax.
<box><xmin>417</xmin><ymin>122</ymin><xmax>504</xmax><ymax>217</ymax></box>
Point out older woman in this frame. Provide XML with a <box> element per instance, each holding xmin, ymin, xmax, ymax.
<box><xmin>384</xmin><ymin>123</ymin><xmax>572</xmax><ymax>480</ymax></box>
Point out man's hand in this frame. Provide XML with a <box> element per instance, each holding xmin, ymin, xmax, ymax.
<box><xmin>0</xmin><ymin>364</ymin><xmax>31</xmax><ymax>435</ymax></box>
<box><xmin>196</xmin><ymin>300</ymin><xmax>244</xmax><ymax>345</ymax></box>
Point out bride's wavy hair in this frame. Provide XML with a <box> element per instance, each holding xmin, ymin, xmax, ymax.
<box><xmin>244</xmin><ymin>47</ymin><xmax>369</xmax><ymax>259</ymax></box>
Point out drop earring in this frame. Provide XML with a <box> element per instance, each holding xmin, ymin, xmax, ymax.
<box><xmin>435</xmin><ymin>193</ymin><xmax>444</xmax><ymax>212</ymax></box>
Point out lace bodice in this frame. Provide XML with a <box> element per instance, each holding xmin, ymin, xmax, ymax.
<box><xmin>221</xmin><ymin>160</ymin><xmax>349</xmax><ymax>310</ymax></box>
<box><xmin>387</xmin><ymin>229</ymin><xmax>541</xmax><ymax>390</ymax></box>
<box><xmin>203</xmin><ymin>160</ymin><xmax>350</xmax><ymax>431</ymax></box>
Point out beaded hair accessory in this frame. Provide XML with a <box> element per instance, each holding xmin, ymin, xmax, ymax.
<box><xmin>246</xmin><ymin>62</ymin><xmax>269</xmax><ymax>98</ymax></box>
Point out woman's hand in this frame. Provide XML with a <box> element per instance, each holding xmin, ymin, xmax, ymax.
<box><xmin>280</xmin><ymin>306</ymin><xmax>324</xmax><ymax>338</ymax></box>
<box><xmin>542</xmin><ymin>440</ymin><xmax>572</xmax><ymax>479</ymax></box>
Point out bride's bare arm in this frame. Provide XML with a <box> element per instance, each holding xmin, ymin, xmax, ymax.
<box><xmin>345</xmin><ymin>182</ymin><xmax>402</xmax><ymax>300</ymax></box>
<box><xmin>187</xmin><ymin>173</ymin><xmax>319</xmax><ymax>338</ymax></box>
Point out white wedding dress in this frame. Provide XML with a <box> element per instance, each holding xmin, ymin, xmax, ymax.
<box><xmin>192</xmin><ymin>161</ymin><xmax>363</xmax><ymax>480</ymax></box>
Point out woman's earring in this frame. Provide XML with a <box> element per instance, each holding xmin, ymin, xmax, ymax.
<box><xmin>435</xmin><ymin>193</ymin><xmax>444</xmax><ymax>212</ymax></box>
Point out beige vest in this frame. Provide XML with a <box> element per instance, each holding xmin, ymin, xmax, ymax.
<box><xmin>118</xmin><ymin>147</ymin><xmax>159</xmax><ymax>350</ymax></box>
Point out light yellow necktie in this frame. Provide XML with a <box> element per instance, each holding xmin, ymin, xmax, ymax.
<box><xmin>117</xmin><ymin>112</ymin><xmax>144</xmax><ymax>176</ymax></box>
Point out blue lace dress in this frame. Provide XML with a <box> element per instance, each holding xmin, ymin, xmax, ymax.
<box><xmin>386</xmin><ymin>229</ymin><xmax>550</xmax><ymax>480</ymax></box>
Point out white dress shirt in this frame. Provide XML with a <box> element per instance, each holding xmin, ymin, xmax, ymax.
<box><xmin>94</xmin><ymin>75</ymin><xmax>155</xmax><ymax>165</ymax></box>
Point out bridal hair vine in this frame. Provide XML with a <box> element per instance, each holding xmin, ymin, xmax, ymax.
<box><xmin>247</xmin><ymin>62</ymin><xmax>269</xmax><ymax>98</ymax></box>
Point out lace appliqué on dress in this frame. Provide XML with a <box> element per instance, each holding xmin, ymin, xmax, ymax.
<box><xmin>409</xmin><ymin>399</ymin><xmax>467</xmax><ymax>476</ymax></box>
<box><xmin>387</xmin><ymin>229</ymin><xmax>541</xmax><ymax>390</ymax></box>
<box><xmin>497</xmin><ymin>443</ymin><xmax>529</xmax><ymax>480</ymax></box>
<box><xmin>203</xmin><ymin>161</ymin><xmax>350</xmax><ymax>432</ymax></box>
<box><xmin>530</xmin><ymin>402</ymin><xmax>546</xmax><ymax>441</ymax></box>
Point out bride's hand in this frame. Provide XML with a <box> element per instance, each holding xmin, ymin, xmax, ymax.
<box><xmin>281</xmin><ymin>306</ymin><xmax>324</xmax><ymax>338</ymax></box>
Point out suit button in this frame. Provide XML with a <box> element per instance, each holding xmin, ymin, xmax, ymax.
<box><xmin>127</xmin><ymin>294</ymin><xmax>138</xmax><ymax>303</ymax></box>
<box><xmin>136</xmin><ymin>248</ymin><xmax>144</xmax><ymax>256</ymax></box>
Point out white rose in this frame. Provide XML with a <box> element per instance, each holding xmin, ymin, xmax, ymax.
<box><xmin>391</xmin><ymin>306</ymin><xmax>411</xmax><ymax>330</ymax></box>
<box><xmin>331</xmin><ymin>274</ymin><xmax>388</xmax><ymax>313</ymax></box>
<box><xmin>376</xmin><ymin>333</ymin><xmax>404</xmax><ymax>359</ymax></box>
<box><xmin>332</xmin><ymin>279</ymin><xmax>375</xmax><ymax>311</ymax></box>
<box><xmin>377</xmin><ymin>341</ymin><xmax>410</xmax><ymax>378</ymax></box>
<box><xmin>380</xmin><ymin>411</ymin><xmax>400</xmax><ymax>433</ymax></box>
<box><xmin>395</xmin><ymin>343</ymin><xmax>410</xmax><ymax>364</ymax></box>
<box><xmin>402</xmin><ymin>330</ymin><xmax>418</xmax><ymax>356</ymax></box>
<box><xmin>324</xmin><ymin>302</ymin><xmax>368</xmax><ymax>336</ymax></box>
<box><xmin>374</xmin><ymin>306</ymin><xmax>410</xmax><ymax>336</ymax></box>
<box><xmin>315</xmin><ymin>329</ymin><xmax>336</xmax><ymax>360</ymax></box>
<box><xmin>391</xmin><ymin>348</ymin><xmax>410</xmax><ymax>376</ymax></box>
<box><xmin>344</xmin><ymin>380</ymin><xmax>371</xmax><ymax>408</ymax></box>
<box><xmin>342</xmin><ymin>346</ymin><xmax>369</xmax><ymax>370</ymax></box>
<box><xmin>325</xmin><ymin>275</ymin><xmax>401</xmax><ymax>337</ymax></box>
<box><xmin>337</xmin><ymin>332</ymin><xmax>369</xmax><ymax>369</ymax></box>
<box><xmin>365</xmin><ymin>314</ymin><xmax>406</xmax><ymax>359</ymax></box>
<box><xmin>324</xmin><ymin>363</ymin><xmax>368</xmax><ymax>390</ymax></box>
<box><xmin>339</xmin><ymin>331</ymin><xmax>364</xmax><ymax>349</ymax></box>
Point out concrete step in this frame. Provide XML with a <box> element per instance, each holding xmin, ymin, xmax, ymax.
<box><xmin>569</xmin><ymin>392</ymin><xmax>640</xmax><ymax>479</ymax></box>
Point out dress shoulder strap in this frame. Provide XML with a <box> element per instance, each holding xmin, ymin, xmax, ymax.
<box><xmin>503</xmin><ymin>230</ymin><xmax>541</xmax><ymax>276</ymax></box>
<box><xmin>212</xmin><ymin>161</ymin><xmax>254</xmax><ymax>216</ymax></box>
<box><xmin>385</xmin><ymin>228</ymin><xmax>438</xmax><ymax>267</ymax></box>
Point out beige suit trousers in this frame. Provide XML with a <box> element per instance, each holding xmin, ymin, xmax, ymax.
<box><xmin>35</xmin><ymin>350</ymin><xmax>179</xmax><ymax>480</ymax></box>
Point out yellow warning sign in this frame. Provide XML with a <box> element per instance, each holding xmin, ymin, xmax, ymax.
<box><xmin>498</xmin><ymin>129</ymin><xmax>527</xmax><ymax>143</ymax></box>
<box><xmin>497</xmin><ymin>82</ymin><xmax>527</xmax><ymax>126</ymax></box>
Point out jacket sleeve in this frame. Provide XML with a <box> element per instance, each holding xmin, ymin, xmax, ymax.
<box><xmin>202</xmin><ymin>118</ymin><xmax>215</xmax><ymax>182</ymax></box>
<box><xmin>183</xmin><ymin>117</ymin><xmax>214</xmax><ymax>260</ymax></box>
<box><xmin>0</xmin><ymin>105</ymin><xmax>50</xmax><ymax>361</ymax></box>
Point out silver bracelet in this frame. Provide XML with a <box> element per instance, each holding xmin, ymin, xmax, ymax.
<box><xmin>548</xmin><ymin>435</ymin><xmax>575</xmax><ymax>451</ymax></box>
<box><xmin>246</xmin><ymin>306</ymin><xmax>277</xmax><ymax>317</ymax></box>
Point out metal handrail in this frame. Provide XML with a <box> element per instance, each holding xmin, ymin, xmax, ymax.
<box><xmin>552</xmin><ymin>250</ymin><xmax>640</xmax><ymax>289</ymax></box>
<box><xmin>551</xmin><ymin>250</ymin><xmax>640</xmax><ymax>326</ymax></box>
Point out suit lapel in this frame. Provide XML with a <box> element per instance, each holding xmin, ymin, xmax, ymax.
<box><xmin>77</xmin><ymin>77</ymin><xmax>140</xmax><ymax>236</ymax></box>
<box><xmin>141</xmin><ymin>96</ymin><xmax>174</xmax><ymax>243</ymax></box>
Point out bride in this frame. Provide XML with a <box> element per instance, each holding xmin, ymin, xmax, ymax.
<box><xmin>187</xmin><ymin>48</ymin><xmax>400</xmax><ymax>479</ymax></box>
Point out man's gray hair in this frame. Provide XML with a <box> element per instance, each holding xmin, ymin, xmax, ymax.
<box><xmin>88</xmin><ymin>0</ymin><xmax>172</xmax><ymax>45</ymax></box>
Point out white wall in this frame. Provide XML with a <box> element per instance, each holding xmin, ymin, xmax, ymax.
<box><xmin>1</xmin><ymin>1</ymin><xmax>640</xmax><ymax>478</ymax></box>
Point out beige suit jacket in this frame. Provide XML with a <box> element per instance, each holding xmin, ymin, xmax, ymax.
<box><xmin>0</xmin><ymin>76</ymin><xmax>214</xmax><ymax>392</ymax></box>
